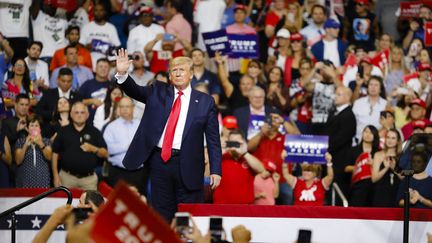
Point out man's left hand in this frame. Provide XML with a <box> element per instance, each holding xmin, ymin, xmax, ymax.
<box><xmin>210</xmin><ymin>174</ymin><xmax>221</xmax><ymax>190</ymax></box>
<box><xmin>80</xmin><ymin>142</ymin><xmax>96</xmax><ymax>153</ymax></box>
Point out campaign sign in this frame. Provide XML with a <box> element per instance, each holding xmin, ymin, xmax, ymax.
<box><xmin>91</xmin><ymin>39</ymin><xmax>112</xmax><ymax>55</ymax></box>
<box><xmin>284</xmin><ymin>135</ymin><xmax>328</xmax><ymax>163</ymax></box>
<box><xmin>91</xmin><ymin>181</ymin><xmax>181</xmax><ymax>243</ymax></box>
<box><xmin>400</xmin><ymin>1</ymin><xmax>432</xmax><ymax>19</ymax></box>
<box><xmin>202</xmin><ymin>29</ymin><xmax>231</xmax><ymax>57</ymax></box>
<box><xmin>227</xmin><ymin>34</ymin><xmax>259</xmax><ymax>59</ymax></box>
<box><xmin>425</xmin><ymin>22</ymin><xmax>432</xmax><ymax>47</ymax></box>
<box><xmin>247</xmin><ymin>115</ymin><xmax>265</xmax><ymax>140</ymax></box>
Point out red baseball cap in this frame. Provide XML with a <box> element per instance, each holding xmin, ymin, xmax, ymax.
<box><xmin>234</xmin><ymin>4</ymin><xmax>247</xmax><ymax>13</ymax></box>
<box><xmin>138</xmin><ymin>6</ymin><xmax>153</xmax><ymax>15</ymax></box>
<box><xmin>222</xmin><ymin>116</ymin><xmax>238</xmax><ymax>129</ymax></box>
<box><xmin>355</xmin><ymin>0</ymin><xmax>369</xmax><ymax>5</ymax></box>
<box><xmin>290</xmin><ymin>32</ymin><xmax>303</xmax><ymax>41</ymax></box>
<box><xmin>417</xmin><ymin>63</ymin><xmax>432</xmax><ymax>72</ymax></box>
<box><xmin>410</xmin><ymin>98</ymin><xmax>427</xmax><ymax>109</ymax></box>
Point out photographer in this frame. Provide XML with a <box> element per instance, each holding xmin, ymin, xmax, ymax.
<box><xmin>304</xmin><ymin>60</ymin><xmax>342</xmax><ymax>135</ymax></box>
<box><xmin>402</xmin><ymin>4</ymin><xmax>432</xmax><ymax>50</ymax></box>
<box><xmin>213</xmin><ymin>130</ymin><xmax>265</xmax><ymax>204</ymax></box>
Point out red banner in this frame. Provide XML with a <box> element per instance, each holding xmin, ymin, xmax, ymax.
<box><xmin>403</xmin><ymin>72</ymin><xmax>419</xmax><ymax>83</ymax></box>
<box><xmin>343</xmin><ymin>53</ymin><xmax>357</xmax><ymax>69</ymax></box>
<box><xmin>91</xmin><ymin>181</ymin><xmax>181</xmax><ymax>243</ymax></box>
<box><xmin>399</xmin><ymin>1</ymin><xmax>432</xmax><ymax>19</ymax></box>
<box><xmin>425</xmin><ymin>22</ymin><xmax>432</xmax><ymax>46</ymax></box>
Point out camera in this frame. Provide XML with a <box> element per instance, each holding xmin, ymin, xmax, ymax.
<box><xmin>297</xmin><ymin>229</ymin><xmax>312</xmax><ymax>243</ymax></box>
<box><xmin>226</xmin><ymin>141</ymin><xmax>240</xmax><ymax>148</ymax></box>
<box><xmin>358</xmin><ymin>65</ymin><xmax>364</xmax><ymax>79</ymax></box>
<box><xmin>265</xmin><ymin>115</ymin><xmax>273</xmax><ymax>127</ymax></box>
<box><xmin>175</xmin><ymin>212</ymin><xmax>191</xmax><ymax>241</ymax></box>
<box><xmin>209</xmin><ymin>216</ymin><xmax>224</xmax><ymax>243</ymax></box>
<box><xmin>73</xmin><ymin>207</ymin><xmax>92</xmax><ymax>224</ymax></box>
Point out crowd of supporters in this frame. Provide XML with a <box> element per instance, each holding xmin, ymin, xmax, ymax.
<box><xmin>0</xmin><ymin>0</ymin><xmax>431</xmax><ymax>210</ymax></box>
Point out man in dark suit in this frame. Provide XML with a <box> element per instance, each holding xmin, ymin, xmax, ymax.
<box><xmin>36</xmin><ymin>67</ymin><xmax>82</xmax><ymax>124</ymax></box>
<box><xmin>325</xmin><ymin>86</ymin><xmax>356</xmax><ymax>201</ymax></box>
<box><xmin>115</xmin><ymin>49</ymin><xmax>222</xmax><ymax>221</ymax></box>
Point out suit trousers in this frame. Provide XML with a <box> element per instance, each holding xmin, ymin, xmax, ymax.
<box><xmin>149</xmin><ymin>148</ymin><xmax>204</xmax><ymax>222</ymax></box>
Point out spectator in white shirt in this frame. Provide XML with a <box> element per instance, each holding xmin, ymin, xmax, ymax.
<box><xmin>24</xmin><ymin>41</ymin><xmax>49</xmax><ymax>91</ymax></box>
<box><xmin>127</xmin><ymin>6</ymin><xmax>165</xmax><ymax>67</ymax></box>
<box><xmin>352</xmin><ymin>76</ymin><xmax>387</xmax><ymax>143</ymax></box>
<box><xmin>103</xmin><ymin>97</ymin><xmax>144</xmax><ymax>194</ymax></box>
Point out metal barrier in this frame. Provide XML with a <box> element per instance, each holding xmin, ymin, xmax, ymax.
<box><xmin>331</xmin><ymin>182</ymin><xmax>348</xmax><ymax>207</ymax></box>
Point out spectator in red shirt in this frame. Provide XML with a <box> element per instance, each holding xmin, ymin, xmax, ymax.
<box><xmin>282</xmin><ymin>152</ymin><xmax>334</xmax><ymax>206</ymax></box>
<box><xmin>50</xmin><ymin>25</ymin><xmax>93</xmax><ymax>72</ymax></box>
<box><xmin>213</xmin><ymin>129</ymin><xmax>264</xmax><ymax>204</ymax></box>
<box><xmin>401</xmin><ymin>99</ymin><xmax>431</xmax><ymax>140</ymax></box>
<box><xmin>249</xmin><ymin>112</ymin><xmax>299</xmax><ymax>204</ymax></box>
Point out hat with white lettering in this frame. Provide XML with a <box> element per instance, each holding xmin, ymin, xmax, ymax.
<box><xmin>234</xmin><ymin>4</ymin><xmax>247</xmax><ymax>13</ymax></box>
<box><xmin>263</xmin><ymin>160</ymin><xmax>277</xmax><ymax>173</ymax></box>
<box><xmin>276</xmin><ymin>29</ymin><xmax>290</xmax><ymax>39</ymax></box>
<box><xmin>138</xmin><ymin>6</ymin><xmax>153</xmax><ymax>15</ymax></box>
<box><xmin>223</xmin><ymin>116</ymin><xmax>238</xmax><ymax>129</ymax></box>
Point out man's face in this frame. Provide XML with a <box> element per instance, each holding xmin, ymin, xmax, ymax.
<box><xmin>410</xmin><ymin>104</ymin><xmax>426</xmax><ymax>120</ymax></box>
<box><xmin>367</xmin><ymin>79</ymin><xmax>381</xmax><ymax>97</ymax></box>
<box><xmin>419</xmin><ymin>6</ymin><xmax>431</xmax><ymax>21</ymax></box>
<box><xmin>139</xmin><ymin>14</ymin><xmax>153</xmax><ymax>27</ymax></box>
<box><xmin>169</xmin><ymin>62</ymin><xmax>193</xmax><ymax>90</ymax></box>
<box><xmin>132</xmin><ymin>52</ymin><xmax>145</xmax><ymax>68</ymax></box>
<box><xmin>355</xmin><ymin>1</ymin><xmax>367</xmax><ymax>14</ymax></box>
<box><xmin>248</xmin><ymin>89</ymin><xmax>265</xmax><ymax>110</ymax></box>
<box><xmin>27</xmin><ymin>44</ymin><xmax>41</xmax><ymax>60</ymax></box>
<box><xmin>15</xmin><ymin>98</ymin><xmax>30</xmax><ymax>117</ymax></box>
<box><xmin>67</xmin><ymin>29</ymin><xmax>80</xmax><ymax>44</ymax></box>
<box><xmin>234</xmin><ymin>10</ymin><xmax>246</xmax><ymax>23</ymax></box>
<box><xmin>95</xmin><ymin>61</ymin><xmax>110</xmax><ymax>80</ymax></box>
<box><xmin>70</xmin><ymin>104</ymin><xmax>89</xmax><ymax>126</ymax></box>
<box><xmin>94</xmin><ymin>4</ymin><xmax>106</xmax><ymax>22</ymax></box>
<box><xmin>312</xmin><ymin>7</ymin><xmax>326</xmax><ymax>25</ymax></box>
<box><xmin>334</xmin><ymin>88</ymin><xmax>348</xmax><ymax>106</ymax></box>
<box><xmin>325</xmin><ymin>28</ymin><xmax>339</xmax><ymax>39</ymax></box>
<box><xmin>118</xmin><ymin>98</ymin><xmax>134</xmax><ymax>120</ymax></box>
<box><xmin>57</xmin><ymin>75</ymin><xmax>73</xmax><ymax>92</ymax></box>
<box><xmin>191</xmin><ymin>50</ymin><xmax>205</xmax><ymax>66</ymax></box>
<box><xmin>239</xmin><ymin>76</ymin><xmax>254</xmax><ymax>95</ymax></box>
<box><xmin>65</xmin><ymin>48</ymin><xmax>78</xmax><ymax>65</ymax></box>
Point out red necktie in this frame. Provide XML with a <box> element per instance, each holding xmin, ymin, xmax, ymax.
<box><xmin>161</xmin><ymin>90</ymin><xmax>183</xmax><ymax>162</ymax></box>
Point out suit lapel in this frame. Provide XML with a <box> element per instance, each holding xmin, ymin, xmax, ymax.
<box><xmin>182</xmin><ymin>90</ymin><xmax>198</xmax><ymax>142</ymax></box>
<box><xmin>164</xmin><ymin>85</ymin><xmax>175</xmax><ymax>120</ymax></box>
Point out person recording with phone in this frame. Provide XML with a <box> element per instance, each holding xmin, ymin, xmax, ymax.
<box><xmin>213</xmin><ymin>130</ymin><xmax>264</xmax><ymax>204</ymax></box>
<box><xmin>14</xmin><ymin>114</ymin><xmax>52</xmax><ymax>188</ymax></box>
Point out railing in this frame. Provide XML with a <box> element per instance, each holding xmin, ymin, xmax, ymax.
<box><xmin>0</xmin><ymin>186</ymin><xmax>73</xmax><ymax>243</ymax></box>
<box><xmin>331</xmin><ymin>182</ymin><xmax>349</xmax><ymax>207</ymax></box>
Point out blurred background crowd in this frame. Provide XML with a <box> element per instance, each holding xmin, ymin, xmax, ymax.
<box><xmin>0</xmin><ymin>0</ymin><xmax>431</xmax><ymax>210</ymax></box>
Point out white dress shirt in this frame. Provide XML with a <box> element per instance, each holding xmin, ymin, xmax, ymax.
<box><xmin>352</xmin><ymin>96</ymin><xmax>387</xmax><ymax>142</ymax></box>
<box><xmin>57</xmin><ymin>88</ymin><xmax>71</xmax><ymax>99</ymax></box>
<box><xmin>116</xmin><ymin>73</ymin><xmax>192</xmax><ymax>150</ymax></box>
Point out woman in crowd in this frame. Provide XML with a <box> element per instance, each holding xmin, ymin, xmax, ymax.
<box><xmin>378</xmin><ymin>110</ymin><xmax>397</xmax><ymax>148</ymax></box>
<box><xmin>393</xmin><ymin>92</ymin><xmax>418</xmax><ymax>129</ymax></box>
<box><xmin>397</xmin><ymin>150</ymin><xmax>432</xmax><ymax>209</ymax></box>
<box><xmin>282</xmin><ymin>152</ymin><xmax>334</xmax><ymax>206</ymax></box>
<box><xmin>345</xmin><ymin>125</ymin><xmax>380</xmax><ymax>207</ymax></box>
<box><xmin>14</xmin><ymin>115</ymin><xmax>52</xmax><ymax>188</ymax></box>
<box><xmin>384</xmin><ymin>46</ymin><xmax>408</xmax><ymax>97</ymax></box>
<box><xmin>404</xmin><ymin>38</ymin><xmax>424</xmax><ymax>72</ymax></box>
<box><xmin>282</xmin><ymin>1</ymin><xmax>304</xmax><ymax>32</ymax></box>
<box><xmin>371</xmin><ymin>128</ymin><xmax>403</xmax><ymax>207</ymax></box>
<box><xmin>46</xmin><ymin>97</ymin><xmax>71</xmax><ymax>141</ymax></box>
<box><xmin>93</xmin><ymin>84</ymin><xmax>124</xmax><ymax>131</ymax></box>
<box><xmin>1</xmin><ymin>58</ymin><xmax>40</xmax><ymax>108</ymax></box>
<box><xmin>264</xmin><ymin>0</ymin><xmax>288</xmax><ymax>43</ymax></box>
<box><xmin>246</xmin><ymin>60</ymin><xmax>267</xmax><ymax>88</ymax></box>
<box><xmin>283</xmin><ymin>33</ymin><xmax>308</xmax><ymax>87</ymax></box>
<box><xmin>265</xmin><ymin>66</ymin><xmax>290</xmax><ymax>114</ymax></box>
<box><xmin>375</xmin><ymin>33</ymin><xmax>393</xmax><ymax>53</ymax></box>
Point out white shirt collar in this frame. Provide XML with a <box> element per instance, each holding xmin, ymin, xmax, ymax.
<box><xmin>58</xmin><ymin>88</ymin><xmax>71</xmax><ymax>99</ymax></box>
<box><xmin>174</xmin><ymin>84</ymin><xmax>192</xmax><ymax>98</ymax></box>
<box><xmin>336</xmin><ymin>104</ymin><xmax>349</xmax><ymax>113</ymax></box>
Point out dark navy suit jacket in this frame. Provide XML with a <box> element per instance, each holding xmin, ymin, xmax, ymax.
<box><xmin>119</xmin><ymin>76</ymin><xmax>222</xmax><ymax>190</ymax></box>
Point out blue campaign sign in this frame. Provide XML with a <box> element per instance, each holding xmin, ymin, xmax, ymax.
<box><xmin>284</xmin><ymin>135</ymin><xmax>329</xmax><ymax>164</ymax></box>
<box><xmin>202</xmin><ymin>29</ymin><xmax>231</xmax><ymax>58</ymax></box>
<box><xmin>247</xmin><ymin>115</ymin><xmax>265</xmax><ymax>140</ymax></box>
<box><xmin>227</xmin><ymin>34</ymin><xmax>259</xmax><ymax>59</ymax></box>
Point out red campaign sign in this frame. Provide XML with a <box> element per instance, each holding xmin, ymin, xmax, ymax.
<box><xmin>400</xmin><ymin>1</ymin><xmax>432</xmax><ymax>19</ymax></box>
<box><xmin>425</xmin><ymin>22</ymin><xmax>432</xmax><ymax>46</ymax></box>
<box><xmin>91</xmin><ymin>181</ymin><xmax>182</xmax><ymax>243</ymax></box>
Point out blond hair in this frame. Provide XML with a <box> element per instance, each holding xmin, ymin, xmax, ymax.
<box><xmin>169</xmin><ymin>56</ymin><xmax>193</xmax><ymax>73</ymax></box>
